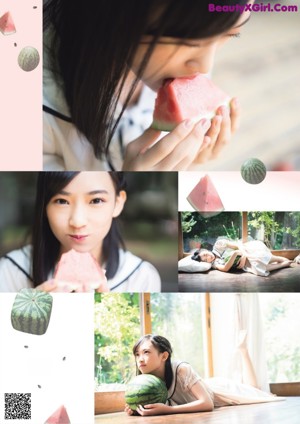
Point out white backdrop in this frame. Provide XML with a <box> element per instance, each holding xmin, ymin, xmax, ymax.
<box><xmin>0</xmin><ymin>293</ymin><xmax>94</xmax><ymax>424</ymax></box>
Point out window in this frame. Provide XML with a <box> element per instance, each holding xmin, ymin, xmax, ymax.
<box><xmin>247</xmin><ymin>212</ymin><xmax>300</xmax><ymax>250</ymax></box>
<box><xmin>179</xmin><ymin>211</ymin><xmax>300</xmax><ymax>256</ymax></box>
<box><xmin>259</xmin><ymin>293</ymin><xmax>300</xmax><ymax>383</ymax></box>
<box><xmin>94</xmin><ymin>293</ymin><xmax>141</xmax><ymax>389</ymax></box>
<box><xmin>151</xmin><ymin>293</ymin><xmax>207</xmax><ymax>377</ymax></box>
<box><xmin>94</xmin><ymin>293</ymin><xmax>209</xmax><ymax>390</ymax></box>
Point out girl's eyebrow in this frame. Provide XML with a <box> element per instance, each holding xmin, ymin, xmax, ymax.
<box><xmin>57</xmin><ymin>189</ymin><xmax>109</xmax><ymax>195</ymax></box>
<box><xmin>233</xmin><ymin>15</ymin><xmax>251</xmax><ymax>29</ymax></box>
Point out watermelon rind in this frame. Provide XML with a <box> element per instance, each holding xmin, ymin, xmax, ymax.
<box><xmin>125</xmin><ymin>374</ymin><xmax>168</xmax><ymax>411</ymax></box>
<box><xmin>241</xmin><ymin>158</ymin><xmax>267</xmax><ymax>184</ymax></box>
<box><xmin>11</xmin><ymin>288</ymin><xmax>53</xmax><ymax>335</ymax></box>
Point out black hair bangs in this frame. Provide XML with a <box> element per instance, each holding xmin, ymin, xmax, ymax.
<box><xmin>145</xmin><ymin>0</ymin><xmax>250</xmax><ymax>40</ymax></box>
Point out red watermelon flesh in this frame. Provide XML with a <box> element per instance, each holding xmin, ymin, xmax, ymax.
<box><xmin>0</xmin><ymin>12</ymin><xmax>16</xmax><ymax>35</ymax></box>
<box><xmin>187</xmin><ymin>174</ymin><xmax>224</xmax><ymax>217</ymax></box>
<box><xmin>44</xmin><ymin>405</ymin><xmax>71</xmax><ymax>424</ymax></box>
<box><xmin>152</xmin><ymin>74</ymin><xmax>230</xmax><ymax>131</ymax></box>
<box><xmin>54</xmin><ymin>249</ymin><xmax>109</xmax><ymax>292</ymax></box>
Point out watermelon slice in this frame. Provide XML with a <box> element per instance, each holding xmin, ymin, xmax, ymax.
<box><xmin>187</xmin><ymin>174</ymin><xmax>224</xmax><ymax>217</ymax></box>
<box><xmin>54</xmin><ymin>249</ymin><xmax>109</xmax><ymax>292</ymax></box>
<box><xmin>0</xmin><ymin>12</ymin><xmax>16</xmax><ymax>35</ymax></box>
<box><xmin>44</xmin><ymin>405</ymin><xmax>71</xmax><ymax>424</ymax></box>
<box><xmin>152</xmin><ymin>74</ymin><xmax>230</xmax><ymax>131</ymax></box>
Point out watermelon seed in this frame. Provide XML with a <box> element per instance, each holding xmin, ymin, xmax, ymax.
<box><xmin>38</xmin><ymin>385</ymin><xmax>41</xmax><ymax>388</ymax></box>
<box><xmin>14</xmin><ymin>43</ymin><xmax>17</xmax><ymax>47</ymax></box>
<box><xmin>24</xmin><ymin>345</ymin><xmax>28</xmax><ymax>348</ymax></box>
<box><xmin>62</xmin><ymin>356</ymin><xmax>66</xmax><ymax>361</ymax></box>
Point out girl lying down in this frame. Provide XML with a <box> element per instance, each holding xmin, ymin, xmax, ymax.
<box><xmin>125</xmin><ymin>334</ymin><xmax>284</xmax><ymax>416</ymax></box>
<box><xmin>193</xmin><ymin>239</ymin><xmax>292</xmax><ymax>277</ymax></box>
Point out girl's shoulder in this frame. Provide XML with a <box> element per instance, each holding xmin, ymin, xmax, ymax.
<box><xmin>0</xmin><ymin>245</ymin><xmax>33</xmax><ymax>292</ymax></box>
<box><xmin>108</xmin><ymin>249</ymin><xmax>161</xmax><ymax>292</ymax></box>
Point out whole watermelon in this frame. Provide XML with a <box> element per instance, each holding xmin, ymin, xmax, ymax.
<box><xmin>125</xmin><ymin>374</ymin><xmax>168</xmax><ymax>411</ymax></box>
<box><xmin>11</xmin><ymin>288</ymin><xmax>53</xmax><ymax>335</ymax></box>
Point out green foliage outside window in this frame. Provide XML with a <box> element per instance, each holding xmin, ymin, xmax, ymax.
<box><xmin>94</xmin><ymin>293</ymin><xmax>141</xmax><ymax>389</ymax></box>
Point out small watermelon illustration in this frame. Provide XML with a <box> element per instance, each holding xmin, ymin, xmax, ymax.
<box><xmin>44</xmin><ymin>405</ymin><xmax>71</xmax><ymax>424</ymax></box>
<box><xmin>0</xmin><ymin>11</ymin><xmax>16</xmax><ymax>35</ymax></box>
<box><xmin>241</xmin><ymin>158</ymin><xmax>267</xmax><ymax>184</ymax></box>
<box><xmin>187</xmin><ymin>174</ymin><xmax>224</xmax><ymax>217</ymax></box>
<box><xmin>18</xmin><ymin>46</ymin><xmax>40</xmax><ymax>72</ymax></box>
<box><xmin>152</xmin><ymin>74</ymin><xmax>230</xmax><ymax>131</ymax></box>
<box><xmin>11</xmin><ymin>288</ymin><xmax>53</xmax><ymax>335</ymax></box>
<box><xmin>125</xmin><ymin>374</ymin><xmax>168</xmax><ymax>411</ymax></box>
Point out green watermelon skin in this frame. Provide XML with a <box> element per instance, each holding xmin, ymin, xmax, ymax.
<box><xmin>152</xmin><ymin>74</ymin><xmax>230</xmax><ymax>131</ymax></box>
<box><xmin>187</xmin><ymin>174</ymin><xmax>224</xmax><ymax>217</ymax></box>
<box><xmin>241</xmin><ymin>158</ymin><xmax>267</xmax><ymax>184</ymax></box>
<box><xmin>125</xmin><ymin>374</ymin><xmax>168</xmax><ymax>411</ymax></box>
<box><xmin>11</xmin><ymin>289</ymin><xmax>53</xmax><ymax>335</ymax></box>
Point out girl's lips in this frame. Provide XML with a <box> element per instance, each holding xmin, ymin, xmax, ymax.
<box><xmin>69</xmin><ymin>235</ymin><xmax>88</xmax><ymax>241</ymax></box>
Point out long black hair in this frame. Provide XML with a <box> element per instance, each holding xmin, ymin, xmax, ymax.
<box><xmin>43</xmin><ymin>0</ymin><xmax>249</xmax><ymax>166</ymax></box>
<box><xmin>133</xmin><ymin>334</ymin><xmax>173</xmax><ymax>389</ymax></box>
<box><xmin>31</xmin><ymin>171</ymin><xmax>126</xmax><ymax>286</ymax></box>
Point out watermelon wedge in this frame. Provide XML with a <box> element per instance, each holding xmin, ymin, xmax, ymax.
<box><xmin>54</xmin><ymin>249</ymin><xmax>109</xmax><ymax>292</ymax></box>
<box><xmin>152</xmin><ymin>74</ymin><xmax>230</xmax><ymax>131</ymax></box>
<box><xmin>44</xmin><ymin>405</ymin><xmax>71</xmax><ymax>424</ymax></box>
<box><xmin>0</xmin><ymin>12</ymin><xmax>16</xmax><ymax>35</ymax></box>
<box><xmin>187</xmin><ymin>174</ymin><xmax>224</xmax><ymax>217</ymax></box>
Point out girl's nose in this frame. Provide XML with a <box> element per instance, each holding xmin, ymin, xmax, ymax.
<box><xmin>69</xmin><ymin>206</ymin><xmax>87</xmax><ymax>228</ymax></box>
<box><xmin>185</xmin><ymin>43</ymin><xmax>218</xmax><ymax>75</ymax></box>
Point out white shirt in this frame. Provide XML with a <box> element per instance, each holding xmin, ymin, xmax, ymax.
<box><xmin>0</xmin><ymin>246</ymin><xmax>161</xmax><ymax>293</ymax></box>
<box><xmin>43</xmin><ymin>48</ymin><xmax>156</xmax><ymax>171</ymax></box>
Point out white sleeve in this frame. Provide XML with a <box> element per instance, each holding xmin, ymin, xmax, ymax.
<box><xmin>0</xmin><ymin>257</ymin><xmax>31</xmax><ymax>292</ymax></box>
<box><xmin>177</xmin><ymin>363</ymin><xmax>202</xmax><ymax>391</ymax></box>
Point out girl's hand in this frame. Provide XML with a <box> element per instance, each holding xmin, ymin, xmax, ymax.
<box><xmin>122</xmin><ymin>118</ymin><xmax>211</xmax><ymax>171</ymax></box>
<box><xmin>192</xmin><ymin>97</ymin><xmax>241</xmax><ymax>165</ymax></box>
<box><xmin>124</xmin><ymin>404</ymin><xmax>134</xmax><ymax>416</ymax></box>
<box><xmin>136</xmin><ymin>403</ymin><xmax>172</xmax><ymax>416</ymax></box>
<box><xmin>237</xmin><ymin>254</ymin><xmax>247</xmax><ymax>269</ymax></box>
<box><xmin>35</xmin><ymin>279</ymin><xmax>57</xmax><ymax>292</ymax></box>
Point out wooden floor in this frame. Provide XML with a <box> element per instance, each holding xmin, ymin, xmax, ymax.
<box><xmin>95</xmin><ymin>397</ymin><xmax>300</xmax><ymax>424</ymax></box>
<box><xmin>179</xmin><ymin>263</ymin><xmax>300</xmax><ymax>292</ymax></box>
<box><xmin>200</xmin><ymin>10</ymin><xmax>300</xmax><ymax>171</ymax></box>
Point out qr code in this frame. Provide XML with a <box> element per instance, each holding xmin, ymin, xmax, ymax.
<box><xmin>4</xmin><ymin>393</ymin><xmax>31</xmax><ymax>420</ymax></box>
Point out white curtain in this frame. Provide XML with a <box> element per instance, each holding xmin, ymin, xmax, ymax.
<box><xmin>210</xmin><ymin>293</ymin><xmax>270</xmax><ymax>392</ymax></box>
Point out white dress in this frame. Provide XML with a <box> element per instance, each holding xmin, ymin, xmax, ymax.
<box><xmin>212</xmin><ymin>239</ymin><xmax>273</xmax><ymax>276</ymax></box>
<box><xmin>43</xmin><ymin>36</ymin><xmax>156</xmax><ymax>171</ymax></box>
<box><xmin>0</xmin><ymin>246</ymin><xmax>161</xmax><ymax>293</ymax></box>
<box><xmin>168</xmin><ymin>361</ymin><xmax>283</xmax><ymax>408</ymax></box>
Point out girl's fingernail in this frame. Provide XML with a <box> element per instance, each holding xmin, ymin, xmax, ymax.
<box><xmin>200</xmin><ymin>119</ymin><xmax>211</xmax><ymax>132</ymax></box>
<box><xmin>232</xmin><ymin>98</ymin><xmax>239</xmax><ymax>108</ymax></box>
<box><xmin>220</xmin><ymin>106</ymin><xmax>229</xmax><ymax>117</ymax></box>
<box><xmin>214</xmin><ymin>115</ymin><xmax>222</xmax><ymax>127</ymax></box>
<box><xmin>183</xmin><ymin>119</ymin><xmax>194</xmax><ymax>129</ymax></box>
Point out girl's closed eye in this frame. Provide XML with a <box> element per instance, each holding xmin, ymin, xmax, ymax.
<box><xmin>227</xmin><ymin>32</ymin><xmax>241</xmax><ymax>38</ymax></box>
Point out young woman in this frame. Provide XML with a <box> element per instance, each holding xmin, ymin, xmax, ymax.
<box><xmin>125</xmin><ymin>334</ymin><xmax>282</xmax><ymax>416</ymax></box>
<box><xmin>196</xmin><ymin>238</ymin><xmax>292</xmax><ymax>276</ymax></box>
<box><xmin>0</xmin><ymin>172</ymin><xmax>161</xmax><ymax>292</ymax></box>
<box><xmin>43</xmin><ymin>0</ymin><xmax>252</xmax><ymax>171</ymax></box>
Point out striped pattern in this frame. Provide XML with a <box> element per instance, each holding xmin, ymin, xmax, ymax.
<box><xmin>11</xmin><ymin>288</ymin><xmax>53</xmax><ymax>335</ymax></box>
<box><xmin>18</xmin><ymin>46</ymin><xmax>40</xmax><ymax>72</ymax></box>
<box><xmin>241</xmin><ymin>158</ymin><xmax>267</xmax><ymax>184</ymax></box>
<box><xmin>125</xmin><ymin>374</ymin><xmax>168</xmax><ymax>411</ymax></box>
